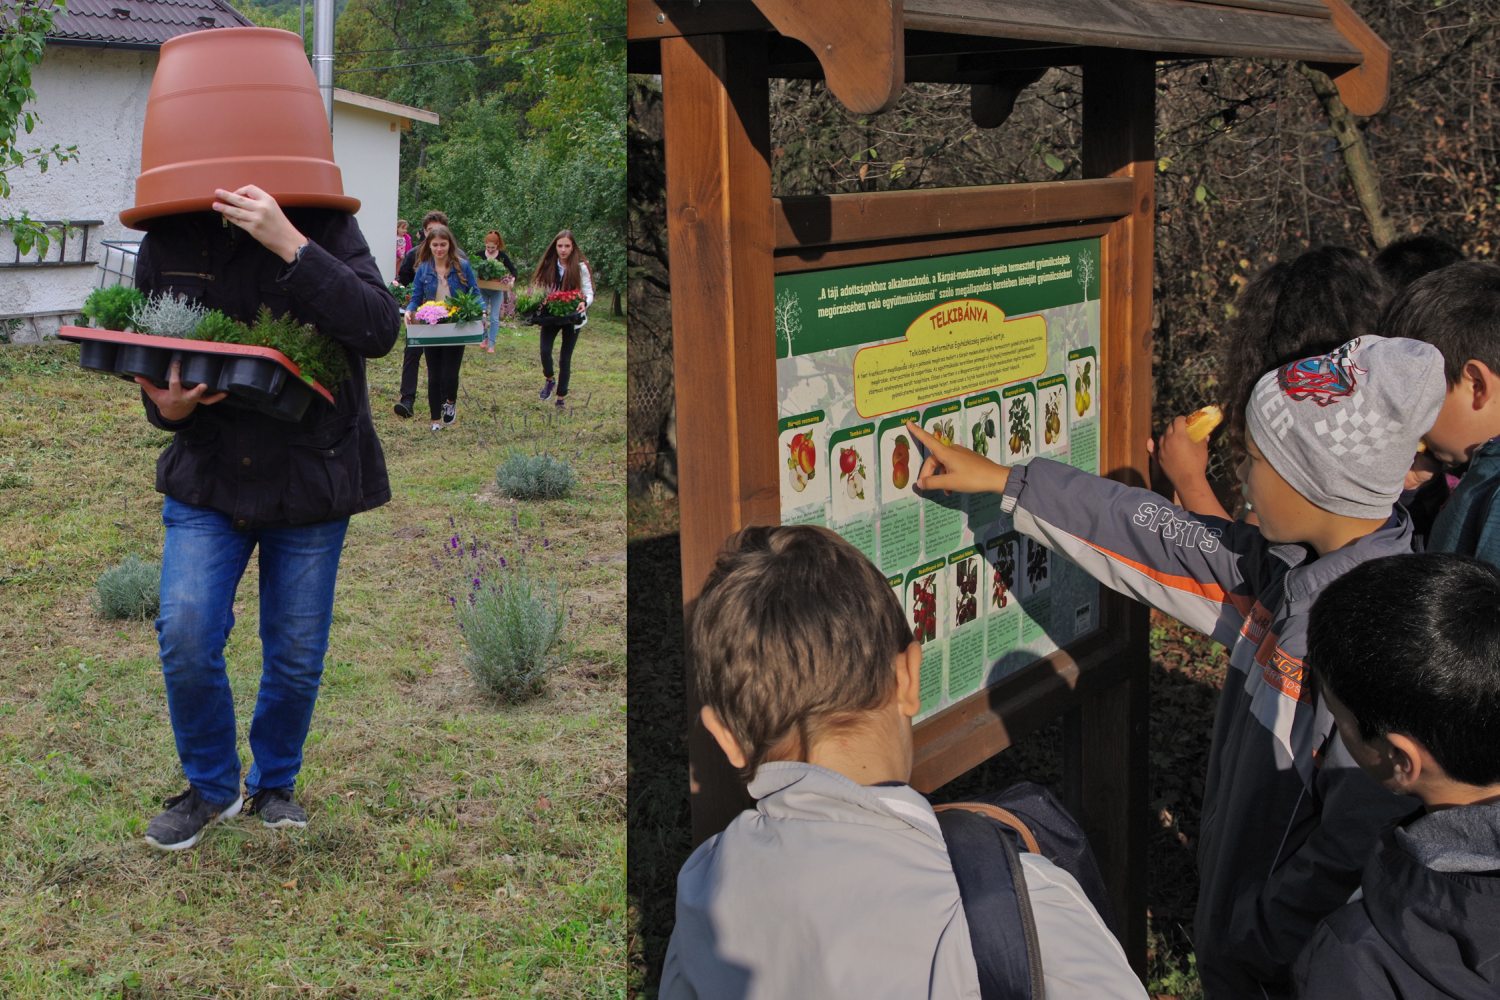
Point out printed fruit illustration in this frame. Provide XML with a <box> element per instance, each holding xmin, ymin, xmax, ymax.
<box><xmin>786</xmin><ymin>431</ymin><xmax>817</xmax><ymax>492</ymax></box>
<box><xmin>912</xmin><ymin>574</ymin><xmax>938</xmax><ymax>643</ymax></box>
<box><xmin>970</xmin><ymin>415</ymin><xmax>996</xmax><ymax>457</ymax></box>
<box><xmin>992</xmin><ymin>546</ymin><xmax>1015</xmax><ymax>609</ymax></box>
<box><xmin>955</xmin><ymin>558</ymin><xmax>979</xmax><ymax>626</ymax></box>
<box><xmin>1026</xmin><ymin>538</ymin><xmax>1050</xmax><ymax>589</ymax></box>
<box><xmin>1185</xmin><ymin>404</ymin><xmax>1223</xmax><ymax>443</ymax></box>
<box><xmin>891</xmin><ymin>434</ymin><xmax>911</xmax><ymax>490</ymax></box>
<box><xmin>1074</xmin><ymin>360</ymin><xmax>1093</xmax><ymax>416</ymax></box>
<box><xmin>1044</xmin><ymin>394</ymin><xmax>1062</xmax><ymax>445</ymax></box>
<box><xmin>1007</xmin><ymin>397</ymin><xmax>1032</xmax><ymax>458</ymax></box>
<box><xmin>838</xmin><ymin>445</ymin><xmax>868</xmax><ymax>501</ymax></box>
<box><xmin>929</xmin><ymin>417</ymin><xmax>956</xmax><ymax>447</ymax></box>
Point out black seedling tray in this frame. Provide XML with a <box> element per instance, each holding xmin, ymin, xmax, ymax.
<box><xmin>58</xmin><ymin>326</ymin><xmax>336</xmax><ymax>423</ymax></box>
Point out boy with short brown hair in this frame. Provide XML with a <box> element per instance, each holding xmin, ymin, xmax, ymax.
<box><xmin>660</xmin><ymin>525</ymin><xmax>1141</xmax><ymax>1000</ymax></box>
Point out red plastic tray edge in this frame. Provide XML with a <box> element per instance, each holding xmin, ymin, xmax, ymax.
<box><xmin>58</xmin><ymin>326</ymin><xmax>336</xmax><ymax>406</ymax></box>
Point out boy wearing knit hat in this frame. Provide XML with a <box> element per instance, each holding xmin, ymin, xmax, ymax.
<box><xmin>906</xmin><ymin>335</ymin><xmax>1447</xmax><ymax>1000</ymax></box>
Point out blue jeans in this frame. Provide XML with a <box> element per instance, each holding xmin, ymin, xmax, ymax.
<box><xmin>156</xmin><ymin>497</ymin><xmax>348</xmax><ymax>805</ymax></box>
<box><xmin>479</xmin><ymin>287</ymin><xmax>504</xmax><ymax>347</ymax></box>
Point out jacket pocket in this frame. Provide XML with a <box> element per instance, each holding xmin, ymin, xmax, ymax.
<box><xmin>283</xmin><ymin>418</ymin><xmax>358</xmax><ymax>524</ymax></box>
<box><xmin>156</xmin><ymin>422</ymin><xmax>220</xmax><ymax>506</ymax></box>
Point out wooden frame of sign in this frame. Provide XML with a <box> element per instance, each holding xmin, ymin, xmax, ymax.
<box><xmin>633</xmin><ymin>0</ymin><xmax>1387</xmax><ymax>974</ymax></box>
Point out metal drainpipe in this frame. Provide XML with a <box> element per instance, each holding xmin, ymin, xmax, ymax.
<box><xmin>312</xmin><ymin>0</ymin><xmax>335</xmax><ymax>127</ymax></box>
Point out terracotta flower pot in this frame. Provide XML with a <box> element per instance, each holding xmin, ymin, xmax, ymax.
<box><xmin>121</xmin><ymin>27</ymin><xmax>359</xmax><ymax>230</ymax></box>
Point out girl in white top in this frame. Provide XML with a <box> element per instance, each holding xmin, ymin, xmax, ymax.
<box><xmin>528</xmin><ymin>229</ymin><xmax>593</xmax><ymax>408</ymax></box>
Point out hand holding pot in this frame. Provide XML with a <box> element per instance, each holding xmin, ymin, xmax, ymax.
<box><xmin>137</xmin><ymin>359</ymin><xmax>227</xmax><ymax>422</ymax></box>
<box><xmin>213</xmin><ymin>185</ymin><xmax>309</xmax><ymax>263</ymax></box>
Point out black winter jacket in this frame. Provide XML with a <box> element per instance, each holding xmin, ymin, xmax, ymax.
<box><xmin>1294</xmin><ymin>802</ymin><xmax>1500</xmax><ymax>1000</ymax></box>
<box><xmin>138</xmin><ymin>210</ymin><xmax>401</xmax><ymax>529</ymax></box>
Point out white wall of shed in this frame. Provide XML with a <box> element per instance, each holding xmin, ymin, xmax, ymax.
<box><xmin>2</xmin><ymin>45</ymin><xmax>155</xmax><ymax>340</ymax></box>
<box><xmin>332</xmin><ymin>101</ymin><xmax>402</xmax><ymax>285</ymax></box>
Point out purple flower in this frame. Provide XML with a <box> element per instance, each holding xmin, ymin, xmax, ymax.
<box><xmin>448</xmin><ymin>596</ymin><xmax>457</xmax><ymax>607</ymax></box>
<box><xmin>472</xmin><ymin>577</ymin><xmax>481</xmax><ymax>590</ymax></box>
<box><xmin>450</xmin><ymin>535</ymin><xmax>461</xmax><ymax>550</ymax></box>
<box><xmin>499</xmin><ymin>557</ymin><xmax>508</xmax><ymax>568</ymax></box>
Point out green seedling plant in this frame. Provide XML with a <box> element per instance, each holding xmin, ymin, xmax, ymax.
<box><xmin>473</xmin><ymin>258</ymin><xmax>510</xmax><ymax>281</ymax></box>
<box><xmin>80</xmin><ymin>285</ymin><xmax>146</xmax><ymax>332</ymax></box>
<box><xmin>448</xmin><ymin>290</ymin><xmax>485</xmax><ymax>324</ymax></box>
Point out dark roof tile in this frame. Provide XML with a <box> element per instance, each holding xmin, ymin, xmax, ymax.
<box><xmin>15</xmin><ymin>0</ymin><xmax>255</xmax><ymax>48</ymax></box>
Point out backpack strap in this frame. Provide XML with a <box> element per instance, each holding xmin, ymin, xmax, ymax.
<box><xmin>935</xmin><ymin>805</ymin><xmax>1046</xmax><ymax>1000</ymax></box>
<box><xmin>936</xmin><ymin>801</ymin><xmax>1042</xmax><ymax>853</ymax></box>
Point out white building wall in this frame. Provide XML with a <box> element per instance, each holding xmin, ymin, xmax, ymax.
<box><xmin>2</xmin><ymin>45</ymin><xmax>156</xmax><ymax>340</ymax></box>
<box><xmin>332</xmin><ymin>102</ymin><xmax>402</xmax><ymax>285</ymax></box>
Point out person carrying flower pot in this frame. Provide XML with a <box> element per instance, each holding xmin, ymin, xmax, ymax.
<box><xmin>406</xmin><ymin>222</ymin><xmax>480</xmax><ymax>430</ymax></box>
<box><xmin>477</xmin><ymin>229</ymin><xmax>518</xmax><ymax>354</ymax></box>
<box><xmin>530</xmin><ymin>229</ymin><xmax>594</xmax><ymax>408</ymax></box>
<box><xmin>392</xmin><ymin>209</ymin><xmax>447</xmax><ymax>418</ymax></box>
<box><xmin>134</xmin><ymin>185</ymin><xmax>400</xmax><ymax>850</ymax></box>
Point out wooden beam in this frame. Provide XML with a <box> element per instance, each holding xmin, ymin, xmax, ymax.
<box><xmin>775</xmin><ymin>220</ymin><xmax>1114</xmax><ymax>274</ymax></box>
<box><xmin>1078</xmin><ymin>47</ymin><xmax>1156</xmax><ymax>978</ymax></box>
<box><xmin>751</xmin><ymin>0</ymin><xmax>905</xmax><ymax>113</ymax></box>
<box><xmin>628</xmin><ymin>0</ymin><xmax>770</xmax><ymax>41</ymax></box>
<box><xmin>660</xmin><ymin>32</ymin><xmax>780</xmax><ymax>845</ymax></box>
<box><xmin>775</xmin><ymin>179</ymin><xmax>1133</xmax><ymax>251</ymax></box>
<box><xmin>1312</xmin><ymin>0</ymin><xmax>1390</xmax><ymax>116</ymax></box>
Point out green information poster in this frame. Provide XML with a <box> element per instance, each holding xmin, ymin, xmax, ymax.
<box><xmin>776</xmin><ymin>239</ymin><xmax>1104</xmax><ymax>723</ymax></box>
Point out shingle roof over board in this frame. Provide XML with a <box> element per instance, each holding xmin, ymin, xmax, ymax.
<box><xmin>26</xmin><ymin>0</ymin><xmax>254</xmax><ymax>49</ymax></box>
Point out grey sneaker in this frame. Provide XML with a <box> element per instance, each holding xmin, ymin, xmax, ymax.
<box><xmin>145</xmin><ymin>787</ymin><xmax>242</xmax><ymax>851</ymax></box>
<box><xmin>441</xmin><ymin>401</ymin><xmax>456</xmax><ymax>425</ymax></box>
<box><xmin>247</xmin><ymin>787</ymin><xmax>307</xmax><ymax>829</ymax></box>
<box><xmin>539</xmin><ymin>378</ymin><xmax>556</xmax><ymax>400</ymax></box>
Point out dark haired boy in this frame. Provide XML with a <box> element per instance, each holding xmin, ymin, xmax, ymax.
<box><xmin>1381</xmin><ymin>261</ymin><xmax>1500</xmax><ymax>567</ymax></box>
<box><xmin>659</xmin><ymin>525</ymin><xmax>1141</xmax><ymax>1000</ymax></box>
<box><xmin>909</xmin><ymin>335</ymin><xmax>1446</xmax><ymax>998</ymax></box>
<box><xmin>1373</xmin><ymin>234</ymin><xmax>1464</xmax><ymax>292</ymax></box>
<box><xmin>1295</xmin><ymin>553</ymin><xmax>1500</xmax><ymax>999</ymax></box>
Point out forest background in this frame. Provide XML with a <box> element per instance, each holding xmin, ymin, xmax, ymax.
<box><xmin>242</xmin><ymin>0</ymin><xmax>625</xmax><ymax>308</ymax></box>
<box><xmin>627</xmin><ymin>1</ymin><xmax>1498</xmax><ymax>995</ymax></box>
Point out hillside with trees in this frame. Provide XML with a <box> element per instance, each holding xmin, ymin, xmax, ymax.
<box><xmin>240</xmin><ymin>0</ymin><xmax>624</xmax><ymax>305</ymax></box>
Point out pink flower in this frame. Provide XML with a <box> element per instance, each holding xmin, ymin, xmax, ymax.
<box><xmin>413</xmin><ymin>303</ymin><xmax>451</xmax><ymax>325</ymax></box>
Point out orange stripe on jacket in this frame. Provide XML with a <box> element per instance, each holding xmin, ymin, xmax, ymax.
<box><xmin>1078</xmin><ymin>537</ymin><xmax>1257</xmax><ymax>616</ymax></box>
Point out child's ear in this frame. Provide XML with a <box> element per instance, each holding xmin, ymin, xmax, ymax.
<box><xmin>895</xmin><ymin>640</ymin><xmax>924</xmax><ymax>719</ymax></box>
<box><xmin>699</xmin><ymin>706</ymin><xmax>749</xmax><ymax>770</ymax></box>
<box><xmin>1383</xmin><ymin>732</ymin><xmax>1426</xmax><ymax>792</ymax></box>
<box><xmin>1467</xmin><ymin>359</ymin><xmax>1499</xmax><ymax>409</ymax></box>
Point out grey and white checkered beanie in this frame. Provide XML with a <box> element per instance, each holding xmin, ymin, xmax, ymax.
<box><xmin>1244</xmin><ymin>335</ymin><xmax>1446</xmax><ymax>519</ymax></box>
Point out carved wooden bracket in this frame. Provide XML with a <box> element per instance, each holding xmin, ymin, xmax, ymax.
<box><xmin>1313</xmin><ymin>0</ymin><xmax>1389</xmax><ymax>116</ymax></box>
<box><xmin>751</xmin><ymin>0</ymin><xmax>905</xmax><ymax>113</ymax></box>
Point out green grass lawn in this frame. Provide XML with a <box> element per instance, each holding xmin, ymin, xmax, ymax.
<box><xmin>0</xmin><ymin>318</ymin><xmax>626</xmax><ymax>998</ymax></box>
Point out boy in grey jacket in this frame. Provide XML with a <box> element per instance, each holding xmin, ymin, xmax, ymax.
<box><xmin>908</xmin><ymin>336</ymin><xmax>1447</xmax><ymax>999</ymax></box>
<box><xmin>1294</xmin><ymin>553</ymin><xmax>1500</xmax><ymax>1000</ymax></box>
<box><xmin>660</xmin><ymin>525</ymin><xmax>1141</xmax><ymax>1000</ymax></box>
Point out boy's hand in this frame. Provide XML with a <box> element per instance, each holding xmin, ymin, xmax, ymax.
<box><xmin>213</xmin><ymin>185</ymin><xmax>309</xmax><ymax>263</ymax></box>
<box><xmin>1155</xmin><ymin>415</ymin><xmax>1211</xmax><ymax>484</ymax></box>
<box><xmin>906</xmin><ymin>421</ymin><xmax>1011</xmax><ymax>495</ymax></box>
<box><xmin>136</xmin><ymin>359</ymin><xmax>227</xmax><ymax>422</ymax></box>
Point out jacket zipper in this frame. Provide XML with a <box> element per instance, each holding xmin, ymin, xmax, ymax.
<box><xmin>160</xmin><ymin>270</ymin><xmax>216</xmax><ymax>282</ymax></box>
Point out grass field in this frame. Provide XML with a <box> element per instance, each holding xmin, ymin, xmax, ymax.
<box><xmin>0</xmin><ymin>317</ymin><xmax>626</xmax><ymax>998</ymax></box>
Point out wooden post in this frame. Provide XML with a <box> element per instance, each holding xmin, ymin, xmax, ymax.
<box><xmin>659</xmin><ymin>31</ymin><xmax>779</xmax><ymax>844</ymax></box>
<box><xmin>1071</xmin><ymin>49</ymin><xmax>1156</xmax><ymax>976</ymax></box>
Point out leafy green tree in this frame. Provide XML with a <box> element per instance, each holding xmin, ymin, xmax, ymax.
<box><xmin>1</xmin><ymin>0</ymin><xmax>79</xmax><ymax>257</ymax></box>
